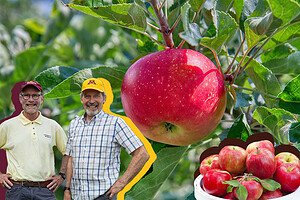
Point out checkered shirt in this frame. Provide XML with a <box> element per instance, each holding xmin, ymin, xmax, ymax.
<box><xmin>65</xmin><ymin>111</ymin><xmax>143</xmax><ymax>200</ymax></box>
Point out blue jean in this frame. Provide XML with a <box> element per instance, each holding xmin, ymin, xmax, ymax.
<box><xmin>5</xmin><ymin>184</ymin><xmax>55</xmax><ymax>200</ymax></box>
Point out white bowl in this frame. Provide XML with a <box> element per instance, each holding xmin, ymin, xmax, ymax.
<box><xmin>194</xmin><ymin>174</ymin><xmax>300</xmax><ymax>200</ymax></box>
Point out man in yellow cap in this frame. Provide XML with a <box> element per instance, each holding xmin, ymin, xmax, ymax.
<box><xmin>64</xmin><ymin>78</ymin><xmax>150</xmax><ymax>200</ymax></box>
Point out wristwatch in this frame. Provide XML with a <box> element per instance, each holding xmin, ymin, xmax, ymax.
<box><xmin>64</xmin><ymin>186</ymin><xmax>70</xmax><ymax>191</ymax></box>
<box><xmin>59</xmin><ymin>172</ymin><xmax>66</xmax><ymax>180</ymax></box>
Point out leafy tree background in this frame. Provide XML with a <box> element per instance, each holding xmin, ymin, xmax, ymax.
<box><xmin>0</xmin><ymin>0</ymin><xmax>299</xmax><ymax>200</ymax></box>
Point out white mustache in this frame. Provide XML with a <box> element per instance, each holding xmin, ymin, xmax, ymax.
<box><xmin>87</xmin><ymin>103</ymin><xmax>98</xmax><ymax>107</ymax></box>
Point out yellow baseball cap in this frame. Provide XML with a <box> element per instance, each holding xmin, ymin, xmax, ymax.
<box><xmin>81</xmin><ymin>78</ymin><xmax>105</xmax><ymax>93</ymax></box>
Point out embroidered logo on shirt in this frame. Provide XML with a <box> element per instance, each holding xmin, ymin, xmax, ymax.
<box><xmin>44</xmin><ymin>134</ymin><xmax>52</xmax><ymax>139</ymax></box>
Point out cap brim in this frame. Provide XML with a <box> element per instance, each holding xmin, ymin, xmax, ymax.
<box><xmin>81</xmin><ymin>87</ymin><xmax>104</xmax><ymax>93</ymax></box>
<box><xmin>21</xmin><ymin>84</ymin><xmax>42</xmax><ymax>91</ymax></box>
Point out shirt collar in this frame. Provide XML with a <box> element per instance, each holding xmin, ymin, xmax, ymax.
<box><xmin>19</xmin><ymin>111</ymin><xmax>42</xmax><ymax>125</ymax></box>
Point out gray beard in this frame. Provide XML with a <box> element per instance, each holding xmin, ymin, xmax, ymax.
<box><xmin>85</xmin><ymin>109</ymin><xmax>100</xmax><ymax>117</ymax></box>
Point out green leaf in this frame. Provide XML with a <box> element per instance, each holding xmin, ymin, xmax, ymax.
<box><xmin>244</xmin><ymin>57</ymin><xmax>282</xmax><ymax>107</ymax></box>
<box><xmin>42</xmin><ymin>1</ymin><xmax>73</xmax><ymax>43</ymax></box>
<box><xmin>13</xmin><ymin>45</ymin><xmax>48</xmax><ymax>81</ymax></box>
<box><xmin>259</xmin><ymin>179</ymin><xmax>281</xmax><ymax>191</ymax></box>
<box><xmin>179</xmin><ymin>2</ymin><xmax>202</xmax><ymax>46</ymax></box>
<box><xmin>216</xmin><ymin>0</ymin><xmax>232</xmax><ymax>12</ymax></box>
<box><xmin>236</xmin><ymin>185</ymin><xmax>248</xmax><ymax>200</ymax></box>
<box><xmin>253</xmin><ymin>106</ymin><xmax>297</xmax><ymax>144</ymax></box>
<box><xmin>200</xmin><ymin>11</ymin><xmax>238</xmax><ymax>52</ymax></box>
<box><xmin>266</xmin><ymin>0</ymin><xmax>300</xmax><ymax>25</ymax></box>
<box><xmin>278</xmin><ymin>74</ymin><xmax>300</xmax><ymax>114</ymax></box>
<box><xmin>261</xmin><ymin>44</ymin><xmax>296</xmax><ymax>63</ymax></box>
<box><xmin>125</xmin><ymin>146</ymin><xmax>188</xmax><ymax>199</ymax></box>
<box><xmin>43</xmin><ymin>65</ymin><xmax>126</xmax><ymax>99</ymax></box>
<box><xmin>235</xmin><ymin>91</ymin><xmax>253</xmax><ymax>108</ymax></box>
<box><xmin>278</xmin><ymin>74</ymin><xmax>300</xmax><ymax>102</ymax></box>
<box><xmin>289</xmin><ymin>122</ymin><xmax>300</xmax><ymax>143</ymax></box>
<box><xmin>263</xmin><ymin>21</ymin><xmax>300</xmax><ymax>50</ymax></box>
<box><xmin>247</xmin><ymin>12</ymin><xmax>274</xmax><ymax>35</ymax></box>
<box><xmin>35</xmin><ymin>66</ymin><xmax>79</xmax><ymax>92</ymax></box>
<box><xmin>227</xmin><ymin>114</ymin><xmax>251</xmax><ymax>141</ymax></box>
<box><xmin>278</xmin><ymin>100</ymin><xmax>300</xmax><ymax>115</ymax></box>
<box><xmin>263</xmin><ymin>51</ymin><xmax>300</xmax><ymax>75</ymax></box>
<box><xmin>68</xmin><ymin>3</ymin><xmax>147</xmax><ymax>33</ymax></box>
<box><xmin>23</xmin><ymin>18</ymin><xmax>45</xmax><ymax>35</ymax></box>
<box><xmin>233</xmin><ymin>0</ymin><xmax>244</xmax><ymax>21</ymax></box>
<box><xmin>244</xmin><ymin>16</ymin><xmax>268</xmax><ymax>49</ymax></box>
<box><xmin>224</xmin><ymin>180</ymin><xmax>241</xmax><ymax>188</ymax></box>
<box><xmin>189</xmin><ymin>0</ymin><xmax>204</xmax><ymax>12</ymax></box>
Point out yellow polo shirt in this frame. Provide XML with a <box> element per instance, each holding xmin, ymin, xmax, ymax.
<box><xmin>0</xmin><ymin>111</ymin><xmax>67</xmax><ymax>181</ymax></box>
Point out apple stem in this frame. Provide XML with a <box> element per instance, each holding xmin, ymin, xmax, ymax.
<box><xmin>150</xmin><ymin>0</ymin><xmax>174</xmax><ymax>48</ymax></box>
<box><xmin>200</xmin><ymin>43</ymin><xmax>222</xmax><ymax>73</ymax></box>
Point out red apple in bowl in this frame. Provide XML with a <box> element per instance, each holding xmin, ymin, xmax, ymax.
<box><xmin>246</xmin><ymin>148</ymin><xmax>276</xmax><ymax>179</ymax></box>
<box><xmin>121</xmin><ymin>49</ymin><xmax>226</xmax><ymax>146</ymax></box>
<box><xmin>199</xmin><ymin>154</ymin><xmax>221</xmax><ymax>175</ymax></box>
<box><xmin>223</xmin><ymin>192</ymin><xmax>236</xmax><ymax>199</ymax></box>
<box><xmin>258</xmin><ymin>189</ymin><xmax>283</xmax><ymax>200</ymax></box>
<box><xmin>234</xmin><ymin>179</ymin><xmax>263</xmax><ymax>200</ymax></box>
<box><xmin>274</xmin><ymin>163</ymin><xmax>300</xmax><ymax>193</ymax></box>
<box><xmin>275</xmin><ymin>152</ymin><xmax>300</xmax><ymax>168</ymax></box>
<box><xmin>202</xmin><ymin>169</ymin><xmax>232</xmax><ymax>197</ymax></box>
<box><xmin>219</xmin><ymin>145</ymin><xmax>247</xmax><ymax>174</ymax></box>
<box><xmin>246</xmin><ymin>140</ymin><xmax>275</xmax><ymax>154</ymax></box>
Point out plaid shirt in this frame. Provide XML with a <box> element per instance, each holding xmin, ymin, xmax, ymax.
<box><xmin>66</xmin><ymin>111</ymin><xmax>143</xmax><ymax>200</ymax></box>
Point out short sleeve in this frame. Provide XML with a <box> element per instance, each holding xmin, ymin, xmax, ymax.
<box><xmin>55</xmin><ymin>121</ymin><xmax>67</xmax><ymax>155</ymax></box>
<box><xmin>115</xmin><ymin>118</ymin><xmax>143</xmax><ymax>154</ymax></box>
<box><xmin>0</xmin><ymin>122</ymin><xmax>7</xmax><ymax>148</ymax></box>
<box><xmin>65</xmin><ymin>120</ymin><xmax>74</xmax><ymax>156</ymax></box>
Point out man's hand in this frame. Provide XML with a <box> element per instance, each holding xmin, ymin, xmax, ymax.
<box><xmin>46</xmin><ymin>175</ymin><xmax>64</xmax><ymax>191</ymax></box>
<box><xmin>105</xmin><ymin>180</ymin><xmax>126</xmax><ymax>199</ymax></box>
<box><xmin>64</xmin><ymin>189</ymin><xmax>71</xmax><ymax>200</ymax></box>
<box><xmin>0</xmin><ymin>173</ymin><xmax>13</xmax><ymax>189</ymax></box>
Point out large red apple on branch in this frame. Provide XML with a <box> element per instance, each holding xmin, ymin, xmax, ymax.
<box><xmin>121</xmin><ymin>49</ymin><xmax>226</xmax><ymax>146</ymax></box>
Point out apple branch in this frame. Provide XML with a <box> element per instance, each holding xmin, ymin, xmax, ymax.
<box><xmin>150</xmin><ymin>0</ymin><xmax>174</xmax><ymax>48</ymax></box>
<box><xmin>225</xmin><ymin>35</ymin><xmax>245</xmax><ymax>74</ymax></box>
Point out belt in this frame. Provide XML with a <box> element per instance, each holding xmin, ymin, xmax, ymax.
<box><xmin>10</xmin><ymin>179</ymin><xmax>52</xmax><ymax>188</ymax></box>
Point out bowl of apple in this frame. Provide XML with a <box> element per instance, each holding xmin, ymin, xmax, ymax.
<box><xmin>194</xmin><ymin>132</ymin><xmax>300</xmax><ymax>200</ymax></box>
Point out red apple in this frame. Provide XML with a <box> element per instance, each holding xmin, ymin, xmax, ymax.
<box><xmin>274</xmin><ymin>163</ymin><xmax>300</xmax><ymax>193</ymax></box>
<box><xmin>275</xmin><ymin>152</ymin><xmax>300</xmax><ymax>168</ymax></box>
<box><xmin>219</xmin><ymin>145</ymin><xmax>247</xmax><ymax>174</ymax></box>
<box><xmin>223</xmin><ymin>192</ymin><xmax>236</xmax><ymax>199</ymax></box>
<box><xmin>199</xmin><ymin>154</ymin><xmax>221</xmax><ymax>175</ymax></box>
<box><xmin>246</xmin><ymin>140</ymin><xmax>275</xmax><ymax>154</ymax></box>
<box><xmin>234</xmin><ymin>179</ymin><xmax>263</xmax><ymax>200</ymax></box>
<box><xmin>202</xmin><ymin>169</ymin><xmax>232</xmax><ymax>197</ymax></box>
<box><xmin>246</xmin><ymin>148</ymin><xmax>276</xmax><ymax>179</ymax></box>
<box><xmin>258</xmin><ymin>189</ymin><xmax>283</xmax><ymax>200</ymax></box>
<box><xmin>121</xmin><ymin>49</ymin><xmax>226</xmax><ymax>146</ymax></box>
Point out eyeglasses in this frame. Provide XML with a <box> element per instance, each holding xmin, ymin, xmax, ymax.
<box><xmin>82</xmin><ymin>94</ymin><xmax>102</xmax><ymax>100</ymax></box>
<box><xmin>20</xmin><ymin>93</ymin><xmax>42</xmax><ymax>100</ymax></box>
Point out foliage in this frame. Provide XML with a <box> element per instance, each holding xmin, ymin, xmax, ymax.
<box><xmin>1</xmin><ymin>0</ymin><xmax>300</xmax><ymax>199</ymax></box>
